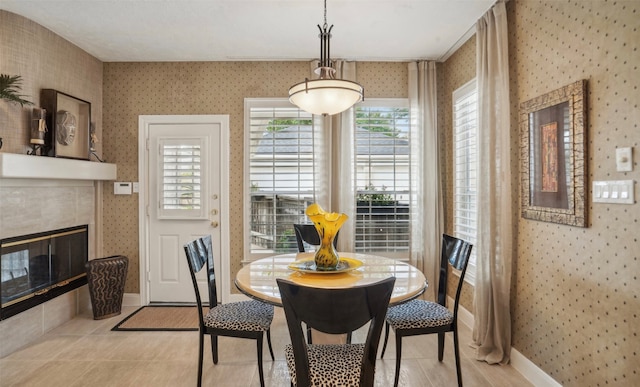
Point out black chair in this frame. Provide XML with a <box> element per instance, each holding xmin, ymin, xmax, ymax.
<box><xmin>380</xmin><ymin>234</ymin><xmax>473</xmax><ymax>387</ymax></box>
<box><xmin>293</xmin><ymin>223</ymin><xmax>338</xmax><ymax>253</ymax></box>
<box><xmin>277</xmin><ymin>276</ymin><xmax>395</xmax><ymax>387</ymax></box>
<box><xmin>292</xmin><ymin>223</ymin><xmax>345</xmax><ymax>345</ymax></box>
<box><xmin>184</xmin><ymin>235</ymin><xmax>275</xmax><ymax>387</ymax></box>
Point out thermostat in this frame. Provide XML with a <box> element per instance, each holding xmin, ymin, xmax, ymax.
<box><xmin>114</xmin><ymin>182</ymin><xmax>132</xmax><ymax>195</ymax></box>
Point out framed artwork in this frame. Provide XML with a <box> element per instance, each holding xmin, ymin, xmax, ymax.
<box><xmin>41</xmin><ymin>89</ymin><xmax>91</xmax><ymax>160</ymax></box>
<box><xmin>519</xmin><ymin>79</ymin><xmax>587</xmax><ymax>227</ymax></box>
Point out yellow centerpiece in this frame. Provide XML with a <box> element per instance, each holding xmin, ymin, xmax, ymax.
<box><xmin>305</xmin><ymin>203</ymin><xmax>349</xmax><ymax>270</ymax></box>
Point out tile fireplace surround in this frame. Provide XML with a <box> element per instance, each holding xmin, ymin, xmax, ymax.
<box><xmin>0</xmin><ymin>153</ymin><xmax>116</xmax><ymax>357</ymax></box>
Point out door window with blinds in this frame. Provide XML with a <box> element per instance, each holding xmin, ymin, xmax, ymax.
<box><xmin>453</xmin><ymin>79</ymin><xmax>478</xmax><ymax>282</ymax></box>
<box><xmin>354</xmin><ymin>102</ymin><xmax>411</xmax><ymax>254</ymax></box>
<box><xmin>245</xmin><ymin>98</ymin><xmax>412</xmax><ymax>261</ymax></box>
<box><xmin>157</xmin><ymin>137</ymin><xmax>208</xmax><ymax>220</ymax></box>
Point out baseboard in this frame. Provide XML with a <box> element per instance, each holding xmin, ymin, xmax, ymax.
<box><xmin>448</xmin><ymin>297</ymin><xmax>561</xmax><ymax>387</ymax></box>
<box><xmin>452</xmin><ymin>296</ymin><xmax>475</xmax><ymax>329</ymax></box>
<box><xmin>510</xmin><ymin>347</ymin><xmax>562</xmax><ymax>387</ymax></box>
<box><xmin>123</xmin><ymin>293</ymin><xmax>142</xmax><ymax>307</ymax></box>
<box><xmin>123</xmin><ymin>292</ymin><xmax>247</xmax><ymax>306</ymax></box>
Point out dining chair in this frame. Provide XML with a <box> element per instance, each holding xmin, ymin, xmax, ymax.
<box><xmin>293</xmin><ymin>223</ymin><xmax>345</xmax><ymax>345</ymax></box>
<box><xmin>380</xmin><ymin>234</ymin><xmax>473</xmax><ymax>387</ymax></box>
<box><xmin>277</xmin><ymin>276</ymin><xmax>395</xmax><ymax>387</ymax></box>
<box><xmin>184</xmin><ymin>235</ymin><xmax>275</xmax><ymax>387</ymax></box>
<box><xmin>293</xmin><ymin>223</ymin><xmax>339</xmax><ymax>253</ymax></box>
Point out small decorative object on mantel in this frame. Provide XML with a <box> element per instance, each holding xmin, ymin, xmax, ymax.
<box><xmin>0</xmin><ymin>74</ymin><xmax>33</xmax><ymax>107</ymax></box>
<box><xmin>88</xmin><ymin>122</ymin><xmax>106</xmax><ymax>162</ymax></box>
<box><xmin>40</xmin><ymin>89</ymin><xmax>91</xmax><ymax>160</ymax></box>
<box><xmin>90</xmin><ymin>122</ymin><xmax>98</xmax><ymax>152</ymax></box>
<box><xmin>519</xmin><ymin>79</ymin><xmax>587</xmax><ymax>227</ymax></box>
<box><xmin>28</xmin><ymin>107</ymin><xmax>48</xmax><ymax>155</ymax></box>
<box><xmin>305</xmin><ymin>203</ymin><xmax>348</xmax><ymax>270</ymax></box>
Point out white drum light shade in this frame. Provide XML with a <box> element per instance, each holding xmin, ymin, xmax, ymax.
<box><xmin>288</xmin><ymin>78</ymin><xmax>364</xmax><ymax>116</ymax></box>
<box><xmin>288</xmin><ymin>0</ymin><xmax>364</xmax><ymax>116</ymax></box>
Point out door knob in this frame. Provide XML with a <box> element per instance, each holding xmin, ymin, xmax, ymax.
<box><xmin>210</xmin><ymin>221</ymin><xmax>219</xmax><ymax>228</ymax></box>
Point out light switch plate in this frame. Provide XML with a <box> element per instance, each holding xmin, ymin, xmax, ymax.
<box><xmin>593</xmin><ymin>180</ymin><xmax>634</xmax><ymax>204</ymax></box>
<box><xmin>616</xmin><ymin>147</ymin><xmax>632</xmax><ymax>172</ymax></box>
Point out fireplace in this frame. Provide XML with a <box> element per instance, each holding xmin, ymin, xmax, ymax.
<box><xmin>0</xmin><ymin>153</ymin><xmax>116</xmax><ymax>357</ymax></box>
<box><xmin>0</xmin><ymin>225</ymin><xmax>88</xmax><ymax>320</ymax></box>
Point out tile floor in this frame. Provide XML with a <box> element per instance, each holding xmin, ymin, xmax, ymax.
<box><xmin>0</xmin><ymin>306</ymin><xmax>533</xmax><ymax>386</ymax></box>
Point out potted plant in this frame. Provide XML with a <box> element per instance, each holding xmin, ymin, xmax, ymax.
<box><xmin>0</xmin><ymin>74</ymin><xmax>33</xmax><ymax>106</ymax></box>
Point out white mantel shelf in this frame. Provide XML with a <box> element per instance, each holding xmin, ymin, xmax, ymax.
<box><xmin>0</xmin><ymin>153</ymin><xmax>116</xmax><ymax>180</ymax></box>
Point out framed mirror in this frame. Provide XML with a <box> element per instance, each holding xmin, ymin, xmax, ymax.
<box><xmin>519</xmin><ymin>80</ymin><xmax>587</xmax><ymax>227</ymax></box>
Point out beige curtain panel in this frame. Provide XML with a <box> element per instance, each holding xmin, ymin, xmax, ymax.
<box><xmin>472</xmin><ymin>0</ymin><xmax>513</xmax><ymax>365</ymax></box>
<box><xmin>408</xmin><ymin>61</ymin><xmax>442</xmax><ymax>300</ymax></box>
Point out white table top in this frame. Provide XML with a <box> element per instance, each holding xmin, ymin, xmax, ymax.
<box><xmin>235</xmin><ymin>252</ymin><xmax>428</xmax><ymax>306</ymax></box>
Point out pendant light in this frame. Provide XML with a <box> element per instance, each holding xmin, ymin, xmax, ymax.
<box><xmin>288</xmin><ymin>0</ymin><xmax>364</xmax><ymax>116</ymax></box>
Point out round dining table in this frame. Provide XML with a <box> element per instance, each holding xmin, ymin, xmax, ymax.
<box><xmin>234</xmin><ymin>252</ymin><xmax>428</xmax><ymax>307</ymax></box>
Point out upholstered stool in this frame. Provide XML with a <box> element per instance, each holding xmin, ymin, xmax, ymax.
<box><xmin>85</xmin><ymin>255</ymin><xmax>128</xmax><ymax>320</ymax></box>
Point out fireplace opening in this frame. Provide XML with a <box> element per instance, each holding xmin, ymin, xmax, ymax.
<box><xmin>0</xmin><ymin>225</ymin><xmax>88</xmax><ymax>320</ymax></box>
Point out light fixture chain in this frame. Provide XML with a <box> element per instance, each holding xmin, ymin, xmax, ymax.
<box><xmin>323</xmin><ymin>0</ymin><xmax>327</xmax><ymax>29</ymax></box>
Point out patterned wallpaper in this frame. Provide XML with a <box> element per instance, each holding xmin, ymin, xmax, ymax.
<box><xmin>440</xmin><ymin>1</ymin><xmax>639</xmax><ymax>385</ymax></box>
<box><xmin>509</xmin><ymin>1</ymin><xmax>639</xmax><ymax>385</ymax></box>
<box><xmin>101</xmin><ymin>61</ymin><xmax>407</xmax><ymax>293</ymax></box>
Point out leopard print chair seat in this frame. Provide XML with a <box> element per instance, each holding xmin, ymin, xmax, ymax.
<box><xmin>380</xmin><ymin>234</ymin><xmax>473</xmax><ymax>387</ymax></box>
<box><xmin>204</xmin><ymin>300</ymin><xmax>273</xmax><ymax>331</ymax></box>
<box><xmin>385</xmin><ymin>299</ymin><xmax>453</xmax><ymax>330</ymax></box>
<box><xmin>284</xmin><ymin>344</ymin><xmax>365</xmax><ymax>387</ymax></box>
<box><xmin>185</xmin><ymin>235</ymin><xmax>274</xmax><ymax>387</ymax></box>
<box><xmin>277</xmin><ymin>277</ymin><xmax>396</xmax><ymax>387</ymax></box>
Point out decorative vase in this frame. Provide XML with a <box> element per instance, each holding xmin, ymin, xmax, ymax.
<box><xmin>305</xmin><ymin>203</ymin><xmax>348</xmax><ymax>270</ymax></box>
<box><xmin>86</xmin><ymin>255</ymin><xmax>129</xmax><ymax>320</ymax></box>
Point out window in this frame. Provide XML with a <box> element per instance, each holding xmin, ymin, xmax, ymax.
<box><xmin>245</xmin><ymin>98</ymin><xmax>412</xmax><ymax>262</ymax></box>
<box><xmin>157</xmin><ymin>137</ymin><xmax>207</xmax><ymax>220</ymax></box>
<box><xmin>354</xmin><ymin>102</ymin><xmax>410</xmax><ymax>258</ymax></box>
<box><xmin>245</xmin><ymin>100</ymin><xmax>316</xmax><ymax>260</ymax></box>
<box><xmin>452</xmin><ymin>79</ymin><xmax>478</xmax><ymax>283</ymax></box>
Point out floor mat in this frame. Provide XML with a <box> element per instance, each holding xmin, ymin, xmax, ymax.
<box><xmin>112</xmin><ymin>305</ymin><xmax>203</xmax><ymax>331</ymax></box>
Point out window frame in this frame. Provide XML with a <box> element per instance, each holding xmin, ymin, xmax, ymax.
<box><xmin>353</xmin><ymin>98</ymin><xmax>411</xmax><ymax>260</ymax></box>
<box><xmin>244</xmin><ymin>97</ymin><xmax>413</xmax><ymax>263</ymax></box>
<box><xmin>243</xmin><ymin>98</ymin><xmax>317</xmax><ymax>262</ymax></box>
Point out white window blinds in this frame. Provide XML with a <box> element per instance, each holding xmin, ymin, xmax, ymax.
<box><xmin>244</xmin><ymin>98</ymin><xmax>413</xmax><ymax>261</ymax></box>
<box><xmin>354</xmin><ymin>103</ymin><xmax>411</xmax><ymax>254</ymax></box>
<box><xmin>453</xmin><ymin>80</ymin><xmax>478</xmax><ymax>276</ymax></box>
<box><xmin>157</xmin><ymin>137</ymin><xmax>207</xmax><ymax>219</ymax></box>
<box><xmin>246</xmin><ymin>101</ymin><xmax>316</xmax><ymax>256</ymax></box>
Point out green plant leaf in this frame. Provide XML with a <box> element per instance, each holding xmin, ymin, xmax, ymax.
<box><xmin>0</xmin><ymin>74</ymin><xmax>34</xmax><ymax>107</ymax></box>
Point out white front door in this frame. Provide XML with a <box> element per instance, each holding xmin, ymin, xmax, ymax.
<box><xmin>140</xmin><ymin>115</ymin><xmax>229</xmax><ymax>304</ymax></box>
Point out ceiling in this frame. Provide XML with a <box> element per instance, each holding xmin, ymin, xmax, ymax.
<box><xmin>0</xmin><ymin>0</ymin><xmax>495</xmax><ymax>62</ymax></box>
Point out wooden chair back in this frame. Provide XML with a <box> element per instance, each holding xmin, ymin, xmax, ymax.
<box><xmin>277</xmin><ymin>276</ymin><xmax>395</xmax><ymax>387</ymax></box>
